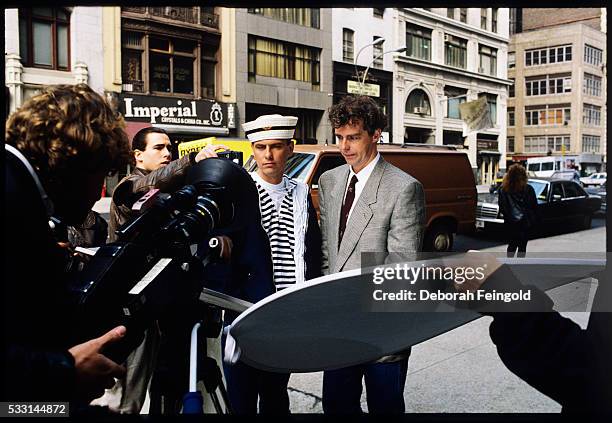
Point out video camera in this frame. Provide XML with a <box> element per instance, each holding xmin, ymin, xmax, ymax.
<box><xmin>66</xmin><ymin>157</ymin><xmax>258</xmax><ymax>362</ymax></box>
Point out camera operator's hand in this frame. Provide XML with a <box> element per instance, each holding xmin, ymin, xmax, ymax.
<box><xmin>195</xmin><ymin>144</ymin><xmax>230</xmax><ymax>162</ymax></box>
<box><xmin>216</xmin><ymin>235</ymin><xmax>233</xmax><ymax>262</ymax></box>
<box><xmin>68</xmin><ymin>326</ymin><xmax>127</xmax><ymax>402</ymax></box>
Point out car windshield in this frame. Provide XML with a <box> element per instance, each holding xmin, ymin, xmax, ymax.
<box><xmin>528</xmin><ymin>180</ymin><xmax>549</xmax><ymax>200</ymax></box>
<box><xmin>246</xmin><ymin>152</ymin><xmax>316</xmax><ymax>182</ymax></box>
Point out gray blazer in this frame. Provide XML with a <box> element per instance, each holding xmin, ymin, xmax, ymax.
<box><xmin>319</xmin><ymin>157</ymin><xmax>425</xmax><ymax>275</ymax></box>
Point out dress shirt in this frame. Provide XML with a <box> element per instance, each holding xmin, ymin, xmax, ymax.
<box><xmin>342</xmin><ymin>153</ymin><xmax>381</xmax><ymax>222</ymax></box>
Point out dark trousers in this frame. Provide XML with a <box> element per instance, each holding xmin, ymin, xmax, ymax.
<box><xmin>322</xmin><ymin>357</ymin><xmax>409</xmax><ymax>414</ymax></box>
<box><xmin>505</xmin><ymin>220</ymin><xmax>529</xmax><ymax>257</ymax></box>
<box><xmin>221</xmin><ymin>333</ymin><xmax>290</xmax><ymax>414</ymax></box>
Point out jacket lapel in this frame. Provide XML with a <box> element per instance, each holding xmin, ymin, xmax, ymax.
<box><xmin>334</xmin><ymin>158</ymin><xmax>386</xmax><ymax>272</ymax></box>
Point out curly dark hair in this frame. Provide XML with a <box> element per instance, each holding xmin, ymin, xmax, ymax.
<box><xmin>328</xmin><ymin>95</ymin><xmax>387</xmax><ymax>136</ymax></box>
<box><xmin>502</xmin><ymin>163</ymin><xmax>528</xmax><ymax>193</ymax></box>
<box><xmin>5</xmin><ymin>84</ymin><xmax>132</xmax><ymax>181</ymax></box>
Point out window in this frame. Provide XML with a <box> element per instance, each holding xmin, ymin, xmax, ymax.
<box><xmin>562</xmin><ymin>182</ymin><xmax>583</xmax><ymax>198</ymax></box>
<box><xmin>509</xmin><ymin>8</ymin><xmax>521</xmax><ymax>35</ymax></box>
<box><xmin>492</xmin><ymin>8</ymin><xmax>498</xmax><ymax>32</ymax></box>
<box><xmin>584</xmin><ymin>44</ymin><xmax>603</xmax><ymax>66</ymax></box>
<box><xmin>478</xmin><ymin>93</ymin><xmax>497</xmax><ymax>124</ymax></box>
<box><xmin>583</xmin><ymin>104</ymin><xmax>601</xmax><ymax>126</ymax></box>
<box><xmin>445</xmin><ymin>86</ymin><xmax>466</xmax><ymax>119</ymax></box>
<box><xmin>373</xmin><ymin>8</ymin><xmax>384</xmax><ymax>18</ymax></box>
<box><xmin>445</xmin><ymin>34</ymin><xmax>467</xmax><ymax>69</ymax></box>
<box><xmin>447</xmin><ymin>8</ymin><xmax>455</xmax><ymax>19</ymax></box>
<box><xmin>509</xmin><ymin>79</ymin><xmax>515</xmax><ymax>97</ymax></box>
<box><xmin>583</xmin><ymin>73</ymin><xmax>602</xmax><ymax>96</ymax></box>
<box><xmin>525</xmin><ymin>74</ymin><xmax>571</xmax><ymax>96</ymax></box>
<box><xmin>479</xmin><ymin>44</ymin><xmax>497</xmax><ymax>76</ymax></box>
<box><xmin>525</xmin><ymin>105</ymin><xmax>571</xmax><ymax>126</ymax></box>
<box><xmin>525</xmin><ymin>135</ymin><xmax>569</xmax><ymax>153</ymax></box>
<box><xmin>247</xmin><ymin>8</ymin><xmax>320</xmax><ymax>28</ymax></box>
<box><xmin>121</xmin><ymin>32</ymin><xmax>211</xmax><ymax>96</ymax></box>
<box><xmin>373</xmin><ymin>37</ymin><xmax>383</xmax><ymax>68</ymax></box>
<box><xmin>582</xmin><ymin>135</ymin><xmax>601</xmax><ymax>153</ymax></box>
<box><xmin>248</xmin><ymin>36</ymin><xmax>320</xmax><ymax>86</ymax></box>
<box><xmin>508</xmin><ymin>52</ymin><xmax>515</xmax><ymax>68</ymax></box>
<box><xmin>201</xmin><ymin>44</ymin><xmax>216</xmax><ymax>99</ymax></box>
<box><xmin>343</xmin><ymin>28</ymin><xmax>354</xmax><ymax>62</ymax></box>
<box><xmin>524</xmin><ymin>136</ymin><xmax>548</xmax><ymax>153</ymax></box>
<box><xmin>460</xmin><ymin>8</ymin><xmax>467</xmax><ymax>23</ymax></box>
<box><xmin>147</xmin><ymin>37</ymin><xmax>197</xmax><ymax>95</ymax></box>
<box><xmin>406</xmin><ymin>89</ymin><xmax>431</xmax><ymax>115</ymax></box>
<box><xmin>507</xmin><ymin>137</ymin><xmax>515</xmax><ymax>152</ymax></box>
<box><xmin>526</xmin><ymin>45</ymin><xmax>571</xmax><ymax>66</ymax></box>
<box><xmin>406</xmin><ymin>24</ymin><xmax>431</xmax><ymax>61</ymax></box>
<box><xmin>19</xmin><ymin>8</ymin><xmax>70</xmax><ymax>70</ymax></box>
<box><xmin>508</xmin><ymin>108</ymin><xmax>515</xmax><ymax>126</ymax></box>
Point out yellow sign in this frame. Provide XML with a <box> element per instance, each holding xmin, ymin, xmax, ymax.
<box><xmin>178</xmin><ymin>137</ymin><xmax>254</xmax><ymax>165</ymax></box>
<box><xmin>347</xmin><ymin>80</ymin><xmax>380</xmax><ymax>97</ymax></box>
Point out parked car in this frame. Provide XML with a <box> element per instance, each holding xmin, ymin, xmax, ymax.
<box><xmin>580</xmin><ymin>172</ymin><xmax>607</xmax><ymax>187</ymax></box>
<box><xmin>476</xmin><ymin>178</ymin><xmax>601</xmax><ymax>232</ymax></box>
<box><xmin>247</xmin><ymin>144</ymin><xmax>477</xmax><ymax>252</ymax></box>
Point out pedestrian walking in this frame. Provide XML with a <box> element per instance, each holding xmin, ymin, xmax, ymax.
<box><xmin>498</xmin><ymin>164</ymin><xmax>539</xmax><ymax>257</ymax></box>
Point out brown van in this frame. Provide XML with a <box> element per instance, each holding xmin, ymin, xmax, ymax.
<box><xmin>246</xmin><ymin>144</ymin><xmax>476</xmax><ymax>252</ymax></box>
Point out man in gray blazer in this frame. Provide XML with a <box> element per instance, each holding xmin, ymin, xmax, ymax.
<box><xmin>319</xmin><ymin>95</ymin><xmax>425</xmax><ymax>414</ymax></box>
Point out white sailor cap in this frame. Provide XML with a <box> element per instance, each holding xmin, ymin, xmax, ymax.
<box><xmin>242</xmin><ymin>114</ymin><xmax>298</xmax><ymax>143</ymax></box>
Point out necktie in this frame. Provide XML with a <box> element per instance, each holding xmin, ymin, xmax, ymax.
<box><xmin>338</xmin><ymin>175</ymin><xmax>358</xmax><ymax>248</ymax></box>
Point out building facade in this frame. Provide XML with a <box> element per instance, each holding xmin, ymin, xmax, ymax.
<box><xmin>234</xmin><ymin>8</ymin><xmax>332</xmax><ymax>143</ymax></box>
<box><xmin>115</xmin><ymin>7</ymin><xmax>235</xmax><ymax>150</ymax></box>
<box><xmin>393</xmin><ymin>8</ymin><xmax>511</xmax><ymax>184</ymax></box>
<box><xmin>331</xmin><ymin>7</ymin><xmax>396</xmax><ymax>142</ymax></box>
<box><xmin>508</xmin><ymin>15</ymin><xmax>607</xmax><ymax>174</ymax></box>
<box><xmin>5</xmin><ymin>7</ymin><xmax>105</xmax><ymax>115</ymax></box>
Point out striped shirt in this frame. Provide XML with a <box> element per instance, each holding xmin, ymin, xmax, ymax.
<box><xmin>255</xmin><ymin>177</ymin><xmax>298</xmax><ymax>289</ymax></box>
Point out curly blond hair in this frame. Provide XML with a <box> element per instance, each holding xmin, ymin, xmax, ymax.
<box><xmin>5</xmin><ymin>84</ymin><xmax>131</xmax><ymax>181</ymax></box>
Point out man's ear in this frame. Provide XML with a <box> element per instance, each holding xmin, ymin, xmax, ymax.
<box><xmin>372</xmin><ymin>129</ymin><xmax>382</xmax><ymax>143</ymax></box>
<box><xmin>288</xmin><ymin>141</ymin><xmax>295</xmax><ymax>155</ymax></box>
<box><xmin>134</xmin><ymin>150</ymin><xmax>143</xmax><ymax>164</ymax></box>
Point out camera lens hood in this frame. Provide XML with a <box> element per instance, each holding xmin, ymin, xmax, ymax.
<box><xmin>187</xmin><ymin>158</ymin><xmax>259</xmax><ymax>231</ymax></box>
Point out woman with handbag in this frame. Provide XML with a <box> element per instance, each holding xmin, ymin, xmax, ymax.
<box><xmin>498</xmin><ymin>164</ymin><xmax>538</xmax><ymax>257</ymax></box>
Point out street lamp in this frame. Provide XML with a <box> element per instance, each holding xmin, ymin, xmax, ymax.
<box><xmin>354</xmin><ymin>37</ymin><xmax>385</xmax><ymax>87</ymax></box>
<box><xmin>361</xmin><ymin>46</ymin><xmax>407</xmax><ymax>87</ymax></box>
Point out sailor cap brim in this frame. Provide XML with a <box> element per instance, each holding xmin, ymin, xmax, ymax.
<box><xmin>242</xmin><ymin>114</ymin><xmax>298</xmax><ymax>142</ymax></box>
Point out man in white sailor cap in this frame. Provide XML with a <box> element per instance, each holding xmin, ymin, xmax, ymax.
<box><xmin>219</xmin><ymin>115</ymin><xmax>321</xmax><ymax>414</ymax></box>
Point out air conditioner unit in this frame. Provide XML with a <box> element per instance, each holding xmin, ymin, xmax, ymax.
<box><xmin>413</xmin><ymin>107</ymin><xmax>426</xmax><ymax>114</ymax></box>
<box><xmin>122</xmin><ymin>84</ymin><xmax>133</xmax><ymax>92</ymax></box>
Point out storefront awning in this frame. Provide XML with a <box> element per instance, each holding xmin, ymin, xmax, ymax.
<box><xmin>478</xmin><ymin>150</ymin><xmax>501</xmax><ymax>156</ymax></box>
<box><xmin>124</xmin><ymin>121</ymin><xmax>151</xmax><ymax>145</ymax></box>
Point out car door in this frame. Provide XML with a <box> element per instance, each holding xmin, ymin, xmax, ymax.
<box><xmin>547</xmin><ymin>182</ymin><xmax>567</xmax><ymax>225</ymax></box>
<box><xmin>560</xmin><ymin>181</ymin><xmax>586</xmax><ymax>224</ymax></box>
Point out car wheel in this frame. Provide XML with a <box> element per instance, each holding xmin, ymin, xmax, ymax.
<box><xmin>582</xmin><ymin>214</ymin><xmax>592</xmax><ymax>230</ymax></box>
<box><xmin>424</xmin><ymin>223</ymin><xmax>454</xmax><ymax>252</ymax></box>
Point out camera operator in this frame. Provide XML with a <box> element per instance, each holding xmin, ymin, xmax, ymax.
<box><xmin>108</xmin><ymin>127</ymin><xmax>227</xmax><ymax>241</ymax></box>
<box><xmin>95</xmin><ymin>127</ymin><xmax>229</xmax><ymax>413</ymax></box>
<box><xmin>3</xmin><ymin>84</ymin><xmax>132</xmax><ymax>404</ymax></box>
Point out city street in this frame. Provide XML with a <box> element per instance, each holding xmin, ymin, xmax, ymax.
<box><xmin>286</xmin><ymin>219</ymin><xmax>605</xmax><ymax>413</ymax></box>
<box><xmin>94</xmin><ymin>197</ymin><xmax>605</xmax><ymax>413</ymax></box>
